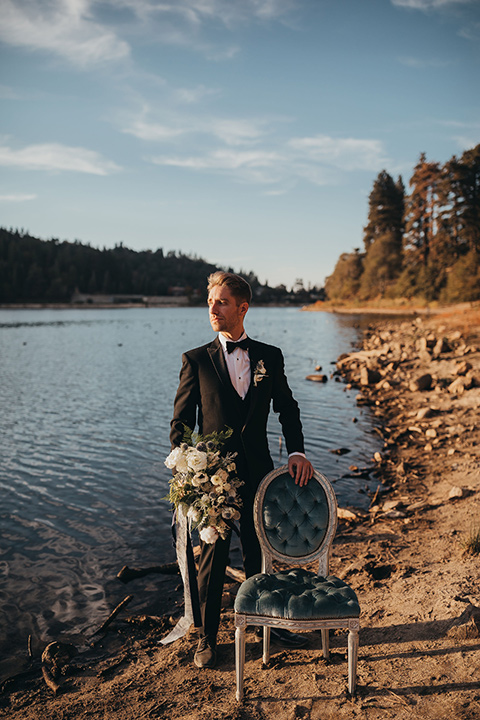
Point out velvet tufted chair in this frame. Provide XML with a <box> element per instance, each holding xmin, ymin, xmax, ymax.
<box><xmin>234</xmin><ymin>465</ymin><xmax>360</xmax><ymax>701</ymax></box>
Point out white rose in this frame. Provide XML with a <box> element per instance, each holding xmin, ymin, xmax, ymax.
<box><xmin>165</xmin><ymin>446</ymin><xmax>188</xmax><ymax>472</ymax></box>
<box><xmin>187</xmin><ymin>449</ymin><xmax>208</xmax><ymax>473</ymax></box>
<box><xmin>199</xmin><ymin>526</ymin><xmax>219</xmax><ymax>544</ymax></box>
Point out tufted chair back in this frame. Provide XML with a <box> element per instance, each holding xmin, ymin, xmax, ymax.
<box><xmin>254</xmin><ymin>465</ymin><xmax>338</xmax><ymax>575</ymax></box>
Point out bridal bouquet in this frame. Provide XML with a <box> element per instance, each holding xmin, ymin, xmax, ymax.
<box><xmin>165</xmin><ymin>427</ymin><xmax>243</xmax><ymax>544</ymax></box>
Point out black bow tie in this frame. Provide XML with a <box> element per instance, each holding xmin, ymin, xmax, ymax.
<box><xmin>226</xmin><ymin>338</ymin><xmax>249</xmax><ymax>354</ymax></box>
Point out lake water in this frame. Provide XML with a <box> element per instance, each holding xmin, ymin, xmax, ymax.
<box><xmin>0</xmin><ymin>306</ymin><xmax>380</xmax><ymax>679</ymax></box>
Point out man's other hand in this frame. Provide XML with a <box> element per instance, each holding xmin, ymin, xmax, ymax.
<box><xmin>288</xmin><ymin>455</ymin><xmax>314</xmax><ymax>487</ymax></box>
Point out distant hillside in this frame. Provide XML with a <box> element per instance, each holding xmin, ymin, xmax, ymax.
<box><xmin>0</xmin><ymin>228</ymin><xmax>323</xmax><ymax>305</ymax></box>
<box><xmin>0</xmin><ymin>228</ymin><xmax>256</xmax><ymax>304</ymax></box>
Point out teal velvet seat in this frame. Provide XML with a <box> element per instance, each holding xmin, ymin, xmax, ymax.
<box><xmin>234</xmin><ymin>466</ymin><xmax>360</xmax><ymax>701</ymax></box>
<box><xmin>235</xmin><ymin>568</ymin><xmax>360</xmax><ymax>619</ymax></box>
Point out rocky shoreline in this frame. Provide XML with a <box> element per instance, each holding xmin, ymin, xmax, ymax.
<box><xmin>2</xmin><ymin>308</ymin><xmax>480</xmax><ymax>720</ymax></box>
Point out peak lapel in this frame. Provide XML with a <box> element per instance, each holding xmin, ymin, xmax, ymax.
<box><xmin>207</xmin><ymin>337</ymin><xmax>230</xmax><ymax>388</ymax></box>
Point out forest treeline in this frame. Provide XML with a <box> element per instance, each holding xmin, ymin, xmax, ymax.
<box><xmin>0</xmin><ymin>228</ymin><xmax>271</xmax><ymax>304</ymax></box>
<box><xmin>0</xmin><ymin>229</ymin><xmax>324</xmax><ymax>305</ymax></box>
<box><xmin>1</xmin><ymin>228</ymin><xmax>223</xmax><ymax>303</ymax></box>
<box><xmin>325</xmin><ymin>144</ymin><xmax>480</xmax><ymax>304</ymax></box>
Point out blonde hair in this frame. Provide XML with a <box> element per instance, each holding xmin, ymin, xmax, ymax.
<box><xmin>207</xmin><ymin>271</ymin><xmax>252</xmax><ymax>304</ymax></box>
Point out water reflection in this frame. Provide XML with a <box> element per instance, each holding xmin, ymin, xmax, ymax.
<box><xmin>0</xmin><ymin>306</ymin><xmax>381</xmax><ymax>680</ymax></box>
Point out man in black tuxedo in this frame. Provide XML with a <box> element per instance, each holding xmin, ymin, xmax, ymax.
<box><xmin>170</xmin><ymin>271</ymin><xmax>313</xmax><ymax>668</ymax></box>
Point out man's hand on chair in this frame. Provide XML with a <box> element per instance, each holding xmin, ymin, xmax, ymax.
<box><xmin>288</xmin><ymin>455</ymin><xmax>314</xmax><ymax>487</ymax></box>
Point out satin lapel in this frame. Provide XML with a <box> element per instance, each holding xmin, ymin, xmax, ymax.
<box><xmin>207</xmin><ymin>337</ymin><xmax>230</xmax><ymax>389</ymax></box>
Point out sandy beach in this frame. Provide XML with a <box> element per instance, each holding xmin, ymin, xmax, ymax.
<box><xmin>2</xmin><ymin>304</ymin><xmax>479</xmax><ymax>720</ymax></box>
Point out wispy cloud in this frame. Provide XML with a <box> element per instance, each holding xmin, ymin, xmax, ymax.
<box><xmin>115</xmin><ymin>0</ymin><xmax>297</xmax><ymax>28</ymax></box>
<box><xmin>0</xmin><ymin>193</ymin><xmax>37</xmax><ymax>202</ymax></box>
<box><xmin>288</xmin><ymin>135</ymin><xmax>388</xmax><ymax>172</ymax></box>
<box><xmin>174</xmin><ymin>85</ymin><xmax>221</xmax><ymax>104</ymax></box>
<box><xmin>398</xmin><ymin>55</ymin><xmax>451</xmax><ymax>67</ymax></box>
<box><xmin>209</xmin><ymin>118</ymin><xmax>267</xmax><ymax>145</ymax></box>
<box><xmin>121</xmin><ymin>107</ymin><xmax>269</xmax><ymax>146</ymax></box>
<box><xmin>458</xmin><ymin>22</ymin><xmax>480</xmax><ymax>41</ymax></box>
<box><xmin>391</xmin><ymin>0</ymin><xmax>474</xmax><ymax>9</ymax></box>
<box><xmin>0</xmin><ymin>0</ymin><xmax>130</xmax><ymax>67</ymax></box>
<box><xmin>123</xmin><ymin>119</ymin><xmax>185</xmax><ymax>142</ymax></box>
<box><xmin>148</xmin><ymin>133</ymin><xmax>389</xmax><ymax>187</ymax></box>
<box><xmin>0</xmin><ymin>0</ymin><xmax>298</xmax><ymax>69</ymax></box>
<box><xmin>0</xmin><ymin>143</ymin><xmax>121</xmax><ymax>175</ymax></box>
<box><xmin>151</xmin><ymin>148</ymin><xmax>281</xmax><ymax>171</ymax></box>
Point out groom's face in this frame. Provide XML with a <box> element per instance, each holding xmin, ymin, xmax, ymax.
<box><xmin>208</xmin><ymin>285</ymin><xmax>248</xmax><ymax>339</ymax></box>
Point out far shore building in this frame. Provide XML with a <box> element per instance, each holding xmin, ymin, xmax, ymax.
<box><xmin>71</xmin><ymin>291</ymin><xmax>190</xmax><ymax>306</ymax></box>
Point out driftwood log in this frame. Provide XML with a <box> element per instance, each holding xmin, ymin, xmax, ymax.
<box><xmin>117</xmin><ymin>544</ymin><xmax>245</xmax><ymax>585</ymax></box>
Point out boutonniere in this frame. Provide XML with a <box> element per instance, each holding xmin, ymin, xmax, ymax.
<box><xmin>253</xmin><ymin>359</ymin><xmax>268</xmax><ymax>387</ymax></box>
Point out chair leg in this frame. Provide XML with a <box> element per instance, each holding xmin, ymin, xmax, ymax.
<box><xmin>263</xmin><ymin>626</ymin><xmax>271</xmax><ymax>665</ymax></box>
<box><xmin>321</xmin><ymin>628</ymin><xmax>329</xmax><ymax>660</ymax></box>
<box><xmin>347</xmin><ymin>628</ymin><xmax>359</xmax><ymax>695</ymax></box>
<box><xmin>235</xmin><ymin>625</ymin><xmax>246</xmax><ymax>702</ymax></box>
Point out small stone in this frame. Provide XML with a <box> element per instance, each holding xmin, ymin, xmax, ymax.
<box><xmin>383</xmin><ymin>500</ymin><xmax>402</xmax><ymax>512</ymax></box>
<box><xmin>448</xmin><ymin>486</ymin><xmax>464</xmax><ymax>500</ymax></box>
<box><xmin>425</xmin><ymin>428</ymin><xmax>437</xmax><ymax>439</ymax></box>
<box><xmin>337</xmin><ymin>508</ymin><xmax>358</xmax><ymax>521</ymax></box>
<box><xmin>455</xmin><ymin>360</ymin><xmax>472</xmax><ymax>376</ymax></box>
<box><xmin>410</xmin><ymin>374</ymin><xmax>433</xmax><ymax>392</ymax></box>
<box><xmin>374</xmin><ymin>452</ymin><xmax>382</xmax><ymax>463</ymax></box>
<box><xmin>433</xmin><ymin>338</ymin><xmax>449</xmax><ymax>357</ymax></box>
<box><xmin>361</xmin><ymin>366</ymin><xmax>382</xmax><ymax>385</ymax></box>
<box><xmin>416</xmin><ymin>407</ymin><xmax>432</xmax><ymax>420</ymax></box>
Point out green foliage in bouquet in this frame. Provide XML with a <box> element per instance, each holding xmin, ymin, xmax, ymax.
<box><xmin>164</xmin><ymin>426</ymin><xmax>243</xmax><ymax>544</ymax></box>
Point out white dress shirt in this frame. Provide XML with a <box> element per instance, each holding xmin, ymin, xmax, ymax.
<box><xmin>219</xmin><ymin>332</ymin><xmax>250</xmax><ymax>399</ymax></box>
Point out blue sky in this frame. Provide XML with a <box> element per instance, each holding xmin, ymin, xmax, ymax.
<box><xmin>0</xmin><ymin>0</ymin><xmax>479</xmax><ymax>289</ymax></box>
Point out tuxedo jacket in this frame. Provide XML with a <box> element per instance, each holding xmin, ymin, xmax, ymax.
<box><xmin>170</xmin><ymin>336</ymin><xmax>305</xmax><ymax>491</ymax></box>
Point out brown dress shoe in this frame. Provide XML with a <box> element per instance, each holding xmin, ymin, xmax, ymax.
<box><xmin>194</xmin><ymin>636</ymin><xmax>217</xmax><ymax>668</ymax></box>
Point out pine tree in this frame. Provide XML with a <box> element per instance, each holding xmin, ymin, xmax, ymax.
<box><xmin>403</xmin><ymin>153</ymin><xmax>441</xmax><ymax>267</ymax></box>
<box><xmin>443</xmin><ymin>144</ymin><xmax>480</xmax><ymax>256</ymax></box>
<box><xmin>360</xmin><ymin>171</ymin><xmax>405</xmax><ymax>298</ymax></box>
<box><xmin>363</xmin><ymin>170</ymin><xmax>405</xmax><ymax>251</ymax></box>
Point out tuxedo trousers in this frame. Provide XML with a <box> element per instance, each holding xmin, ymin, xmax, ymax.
<box><xmin>197</xmin><ymin>490</ymin><xmax>261</xmax><ymax>640</ymax></box>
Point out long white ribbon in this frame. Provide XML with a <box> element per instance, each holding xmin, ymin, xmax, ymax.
<box><xmin>160</xmin><ymin>506</ymin><xmax>195</xmax><ymax>644</ymax></box>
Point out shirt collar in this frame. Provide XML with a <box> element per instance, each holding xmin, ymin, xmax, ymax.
<box><xmin>218</xmin><ymin>331</ymin><xmax>247</xmax><ymax>351</ymax></box>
